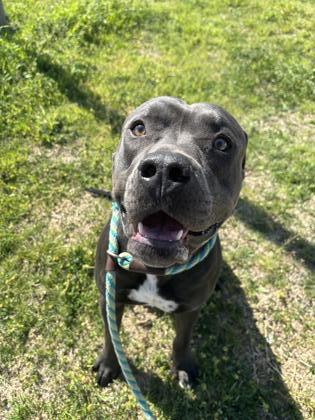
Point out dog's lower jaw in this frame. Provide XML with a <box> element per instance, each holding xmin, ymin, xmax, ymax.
<box><xmin>127</xmin><ymin>237</ymin><xmax>189</xmax><ymax>268</ymax></box>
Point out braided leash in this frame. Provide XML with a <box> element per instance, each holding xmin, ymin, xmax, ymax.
<box><xmin>105</xmin><ymin>202</ymin><xmax>217</xmax><ymax>419</ymax></box>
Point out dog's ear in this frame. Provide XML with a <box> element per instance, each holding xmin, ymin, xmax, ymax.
<box><xmin>243</xmin><ymin>129</ymin><xmax>248</xmax><ymax>144</ymax></box>
<box><xmin>242</xmin><ymin>153</ymin><xmax>246</xmax><ymax>178</ymax></box>
<box><xmin>112</xmin><ymin>152</ymin><xmax>116</xmax><ymax>169</ymax></box>
<box><xmin>242</xmin><ymin>130</ymin><xmax>248</xmax><ymax>178</ymax></box>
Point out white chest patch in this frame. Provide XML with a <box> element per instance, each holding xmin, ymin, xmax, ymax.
<box><xmin>128</xmin><ymin>274</ymin><xmax>178</xmax><ymax>313</ymax></box>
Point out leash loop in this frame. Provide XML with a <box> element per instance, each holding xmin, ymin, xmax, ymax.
<box><xmin>117</xmin><ymin>251</ymin><xmax>133</xmax><ymax>270</ymax></box>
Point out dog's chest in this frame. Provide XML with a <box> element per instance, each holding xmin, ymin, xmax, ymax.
<box><xmin>128</xmin><ymin>274</ymin><xmax>178</xmax><ymax>312</ymax></box>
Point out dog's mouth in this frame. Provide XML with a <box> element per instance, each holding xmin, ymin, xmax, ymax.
<box><xmin>132</xmin><ymin>211</ymin><xmax>188</xmax><ymax>246</ymax></box>
<box><xmin>120</xmin><ymin>207</ymin><xmax>221</xmax><ymax>267</ymax></box>
<box><xmin>130</xmin><ymin>211</ymin><xmax>219</xmax><ymax>247</ymax></box>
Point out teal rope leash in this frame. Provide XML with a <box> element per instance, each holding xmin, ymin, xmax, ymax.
<box><xmin>105</xmin><ymin>203</ymin><xmax>154</xmax><ymax>419</ymax></box>
<box><xmin>105</xmin><ymin>274</ymin><xmax>154</xmax><ymax>419</ymax></box>
<box><xmin>105</xmin><ymin>202</ymin><xmax>217</xmax><ymax>419</ymax></box>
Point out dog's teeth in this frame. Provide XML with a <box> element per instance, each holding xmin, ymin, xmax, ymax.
<box><xmin>175</xmin><ymin>229</ymin><xmax>184</xmax><ymax>240</ymax></box>
<box><xmin>138</xmin><ymin>222</ymin><xmax>145</xmax><ymax>236</ymax></box>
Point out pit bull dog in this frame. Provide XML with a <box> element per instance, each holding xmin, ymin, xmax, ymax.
<box><xmin>93</xmin><ymin>96</ymin><xmax>247</xmax><ymax>388</ymax></box>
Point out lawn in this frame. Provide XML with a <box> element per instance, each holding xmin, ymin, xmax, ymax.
<box><xmin>0</xmin><ymin>0</ymin><xmax>314</xmax><ymax>419</ymax></box>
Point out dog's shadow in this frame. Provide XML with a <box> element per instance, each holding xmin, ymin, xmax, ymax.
<box><xmin>131</xmin><ymin>262</ymin><xmax>302</xmax><ymax>420</ymax></box>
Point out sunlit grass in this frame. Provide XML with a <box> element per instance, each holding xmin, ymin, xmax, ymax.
<box><xmin>1</xmin><ymin>0</ymin><xmax>314</xmax><ymax>418</ymax></box>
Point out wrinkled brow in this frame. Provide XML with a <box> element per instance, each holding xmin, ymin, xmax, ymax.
<box><xmin>127</xmin><ymin>104</ymin><xmax>184</xmax><ymax>128</ymax></box>
<box><xmin>192</xmin><ymin>112</ymin><xmax>222</xmax><ymax>133</ymax></box>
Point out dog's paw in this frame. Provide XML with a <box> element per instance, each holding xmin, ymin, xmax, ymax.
<box><xmin>173</xmin><ymin>356</ymin><xmax>198</xmax><ymax>389</ymax></box>
<box><xmin>92</xmin><ymin>355</ymin><xmax>121</xmax><ymax>387</ymax></box>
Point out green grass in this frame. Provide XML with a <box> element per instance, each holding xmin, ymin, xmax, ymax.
<box><xmin>1</xmin><ymin>0</ymin><xmax>314</xmax><ymax>418</ymax></box>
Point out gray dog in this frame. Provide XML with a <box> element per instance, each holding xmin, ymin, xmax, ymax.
<box><xmin>93</xmin><ymin>96</ymin><xmax>247</xmax><ymax>388</ymax></box>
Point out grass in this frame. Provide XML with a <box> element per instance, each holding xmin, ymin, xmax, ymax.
<box><xmin>0</xmin><ymin>0</ymin><xmax>314</xmax><ymax>418</ymax></box>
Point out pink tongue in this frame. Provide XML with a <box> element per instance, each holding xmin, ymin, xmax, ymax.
<box><xmin>138</xmin><ymin>211</ymin><xmax>184</xmax><ymax>241</ymax></box>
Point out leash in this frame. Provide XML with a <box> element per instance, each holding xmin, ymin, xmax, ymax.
<box><xmin>105</xmin><ymin>202</ymin><xmax>217</xmax><ymax>419</ymax></box>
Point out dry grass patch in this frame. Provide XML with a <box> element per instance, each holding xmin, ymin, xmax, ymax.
<box><xmin>27</xmin><ymin>144</ymin><xmax>81</xmax><ymax>165</ymax></box>
<box><xmin>287</xmin><ymin>195</ymin><xmax>315</xmax><ymax>243</ymax></box>
<box><xmin>257</xmin><ymin>112</ymin><xmax>315</xmax><ymax>139</ymax></box>
<box><xmin>48</xmin><ymin>192</ymin><xmax>108</xmax><ymax>245</ymax></box>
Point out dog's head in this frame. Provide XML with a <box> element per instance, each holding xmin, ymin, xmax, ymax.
<box><xmin>112</xmin><ymin>96</ymin><xmax>247</xmax><ymax>268</ymax></box>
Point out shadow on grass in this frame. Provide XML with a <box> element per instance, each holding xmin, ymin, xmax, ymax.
<box><xmin>1</xmin><ymin>28</ymin><xmax>124</xmax><ymax>134</ymax></box>
<box><xmin>133</xmin><ymin>263</ymin><xmax>302</xmax><ymax>420</ymax></box>
<box><xmin>236</xmin><ymin>198</ymin><xmax>315</xmax><ymax>271</ymax></box>
<box><xmin>35</xmin><ymin>53</ymin><xmax>124</xmax><ymax>134</ymax></box>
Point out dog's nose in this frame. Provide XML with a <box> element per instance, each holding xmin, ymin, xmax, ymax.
<box><xmin>138</xmin><ymin>153</ymin><xmax>191</xmax><ymax>191</ymax></box>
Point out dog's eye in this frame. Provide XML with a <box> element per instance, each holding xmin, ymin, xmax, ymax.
<box><xmin>213</xmin><ymin>137</ymin><xmax>231</xmax><ymax>152</ymax></box>
<box><xmin>131</xmin><ymin>122</ymin><xmax>146</xmax><ymax>137</ymax></box>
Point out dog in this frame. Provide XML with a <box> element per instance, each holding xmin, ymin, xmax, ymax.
<box><xmin>92</xmin><ymin>96</ymin><xmax>247</xmax><ymax>388</ymax></box>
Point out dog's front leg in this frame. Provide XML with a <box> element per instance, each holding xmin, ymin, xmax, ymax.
<box><xmin>93</xmin><ymin>293</ymin><xmax>125</xmax><ymax>387</ymax></box>
<box><xmin>172</xmin><ymin>309</ymin><xmax>200</xmax><ymax>388</ymax></box>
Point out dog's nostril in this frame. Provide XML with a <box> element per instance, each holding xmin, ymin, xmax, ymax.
<box><xmin>140</xmin><ymin>162</ymin><xmax>157</xmax><ymax>179</ymax></box>
<box><xmin>168</xmin><ymin>164</ymin><xmax>190</xmax><ymax>183</ymax></box>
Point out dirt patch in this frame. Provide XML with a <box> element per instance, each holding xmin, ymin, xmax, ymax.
<box><xmin>257</xmin><ymin>112</ymin><xmax>315</xmax><ymax>138</ymax></box>
<box><xmin>48</xmin><ymin>192</ymin><xmax>109</xmax><ymax>244</ymax></box>
<box><xmin>287</xmin><ymin>195</ymin><xmax>315</xmax><ymax>243</ymax></box>
<box><xmin>28</xmin><ymin>144</ymin><xmax>80</xmax><ymax>165</ymax></box>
